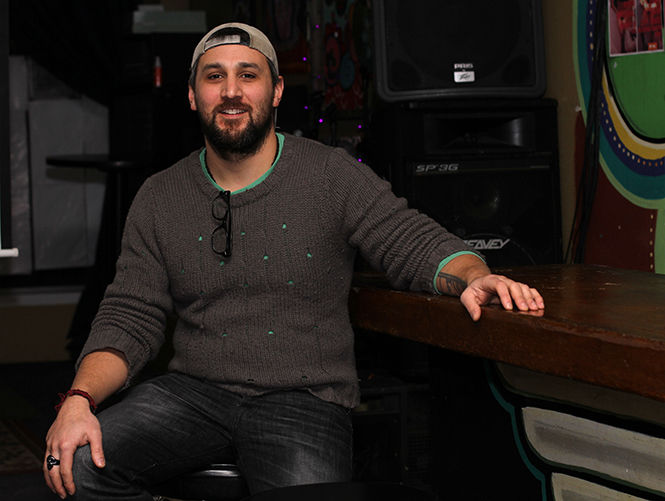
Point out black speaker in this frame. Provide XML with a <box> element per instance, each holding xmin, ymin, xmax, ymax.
<box><xmin>372</xmin><ymin>0</ymin><xmax>546</xmax><ymax>101</ymax></box>
<box><xmin>370</xmin><ymin>99</ymin><xmax>561</xmax><ymax>267</ymax></box>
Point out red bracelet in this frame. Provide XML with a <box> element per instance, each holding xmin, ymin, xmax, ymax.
<box><xmin>55</xmin><ymin>389</ymin><xmax>98</xmax><ymax>414</ymax></box>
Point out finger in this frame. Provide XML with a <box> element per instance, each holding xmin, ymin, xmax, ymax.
<box><xmin>461</xmin><ymin>296</ymin><xmax>482</xmax><ymax>321</ymax></box>
<box><xmin>89</xmin><ymin>428</ymin><xmax>106</xmax><ymax>468</ymax></box>
<box><xmin>505</xmin><ymin>282</ymin><xmax>529</xmax><ymax>311</ymax></box>
<box><xmin>460</xmin><ymin>289</ymin><xmax>484</xmax><ymax>322</ymax></box>
<box><xmin>531</xmin><ymin>288</ymin><xmax>545</xmax><ymax>309</ymax></box>
<box><xmin>43</xmin><ymin>453</ymin><xmax>57</xmax><ymax>495</ymax></box>
<box><xmin>46</xmin><ymin>452</ymin><xmax>67</xmax><ymax>500</ymax></box>
<box><xmin>512</xmin><ymin>283</ymin><xmax>544</xmax><ymax>311</ymax></box>
<box><xmin>492</xmin><ymin>278</ymin><xmax>514</xmax><ymax>311</ymax></box>
<box><xmin>59</xmin><ymin>448</ymin><xmax>76</xmax><ymax>497</ymax></box>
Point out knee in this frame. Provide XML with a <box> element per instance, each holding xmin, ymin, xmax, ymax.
<box><xmin>70</xmin><ymin>445</ymin><xmax>101</xmax><ymax>500</ymax></box>
<box><xmin>71</xmin><ymin>442</ymin><xmax>153</xmax><ymax>501</ymax></box>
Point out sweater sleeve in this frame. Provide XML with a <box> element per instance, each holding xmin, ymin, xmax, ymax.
<box><xmin>76</xmin><ymin>179</ymin><xmax>173</xmax><ymax>382</ymax></box>
<box><xmin>324</xmin><ymin>148</ymin><xmax>477</xmax><ymax>293</ymax></box>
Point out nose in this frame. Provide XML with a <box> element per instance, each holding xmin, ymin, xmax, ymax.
<box><xmin>221</xmin><ymin>75</ymin><xmax>242</xmax><ymax>99</ymax></box>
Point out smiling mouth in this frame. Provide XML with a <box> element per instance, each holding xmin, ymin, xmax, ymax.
<box><xmin>217</xmin><ymin>107</ymin><xmax>249</xmax><ymax>117</ymax></box>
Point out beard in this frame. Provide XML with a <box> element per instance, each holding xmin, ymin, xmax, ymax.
<box><xmin>197</xmin><ymin>93</ymin><xmax>276</xmax><ymax>161</ymax></box>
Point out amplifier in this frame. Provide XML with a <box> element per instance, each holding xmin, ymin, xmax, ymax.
<box><xmin>368</xmin><ymin>99</ymin><xmax>562</xmax><ymax>266</ymax></box>
<box><xmin>407</xmin><ymin>154</ymin><xmax>560</xmax><ymax>266</ymax></box>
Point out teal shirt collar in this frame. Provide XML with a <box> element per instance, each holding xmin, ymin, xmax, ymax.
<box><xmin>200</xmin><ymin>132</ymin><xmax>284</xmax><ymax>194</ymax></box>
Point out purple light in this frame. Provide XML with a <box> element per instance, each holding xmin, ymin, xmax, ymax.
<box><xmin>357</xmin><ymin>158</ymin><xmax>363</xmax><ymax>162</ymax></box>
<box><xmin>302</xmin><ymin>56</ymin><xmax>308</xmax><ymax>62</ymax></box>
<box><xmin>318</xmin><ymin>118</ymin><xmax>324</xmax><ymax>124</ymax></box>
<box><xmin>304</xmin><ymin>105</ymin><xmax>309</xmax><ymax>110</ymax></box>
<box><xmin>357</xmin><ymin>124</ymin><xmax>362</xmax><ymax>129</ymax></box>
<box><xmin>315</xmin><ymin>24</ymin><xmax>320</xmax><ymax>29</ymax></box>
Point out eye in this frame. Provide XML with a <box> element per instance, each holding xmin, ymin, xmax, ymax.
<box><xmin>240</xmin><ymin>72</ymin><xmax>257</xmax><ymax>79</ymax></box>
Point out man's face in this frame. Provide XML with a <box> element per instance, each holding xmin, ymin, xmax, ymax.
<box><xmin>188</xmin><ymin>44</ymin><xmax>283</xmax><ymax>159</ymax></box>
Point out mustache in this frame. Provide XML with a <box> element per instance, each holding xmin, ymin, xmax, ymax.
<box><xmin>213</xmin><ymin>98</ymin><xmax>250</xmax><ymax>113</ymax></box>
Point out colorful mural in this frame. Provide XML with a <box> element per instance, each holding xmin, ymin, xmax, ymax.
<box><xmin>322</xmin><ymin>0</ymin><xmax>371</xmax><ymax>111</ymax></box>
<box><xmin>574</xmin><ymin>0</ymin><xmax>665</xmax><ymax>273</ymax></box>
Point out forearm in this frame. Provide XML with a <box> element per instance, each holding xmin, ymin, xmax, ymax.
<box><xmin>68</xmin><ymin>349</ymin><xmax>129</xmax><ymax>407</ymax></box>
<box><xmin>436</xmin><ymin>253</ymin><xmax>491</xmax><ymax>296</ymax></box>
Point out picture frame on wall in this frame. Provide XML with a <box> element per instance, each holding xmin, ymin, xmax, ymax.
<box><xmin>609</xmin><ymin>0</ymin><xmax>664</xmax><ymax>56</ymax></box>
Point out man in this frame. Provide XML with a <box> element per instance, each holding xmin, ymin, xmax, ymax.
<box><xmin>44</xmin><ymin>22</ymin><xmax>544</xmax><ymax>500</ymax></box>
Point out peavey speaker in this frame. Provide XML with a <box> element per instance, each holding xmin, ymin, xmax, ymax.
<box><xmin>373</xmin><ymin>0</ymin><xmax>546</xmax><ymax>101</ymax></box>
<box><xmin>370</xmin><ymin>99</ymin><xmax>562</xmax><ymax>267</ymax></box>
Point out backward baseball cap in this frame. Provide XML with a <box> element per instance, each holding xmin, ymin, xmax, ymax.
<box><xmin>190</xmin><ymin>22</ymin><xmax>279</xmax><ymax>76</ymax></box>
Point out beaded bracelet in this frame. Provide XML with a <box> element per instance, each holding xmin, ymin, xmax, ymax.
<box><xmin>54</xmin><ymin>389</ymin><xmax>98</xmax><ymax>414</ymax></box>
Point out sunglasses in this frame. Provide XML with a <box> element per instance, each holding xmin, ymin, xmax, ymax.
<box><xmin>211</xmin><ymin>190</ymin><xmax>232</xmax><ymax>257</ymax></box>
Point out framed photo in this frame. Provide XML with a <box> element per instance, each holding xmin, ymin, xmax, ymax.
<box><xmin>609</xmin><ymin>0</ymin><xmax>664</xmax><ymax>56</ymax></box>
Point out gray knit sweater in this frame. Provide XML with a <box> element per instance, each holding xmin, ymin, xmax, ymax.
<box><xmin>79</xmin><ymin>133</ymin><xmax>475</xmax><ymax>408</ymax></box>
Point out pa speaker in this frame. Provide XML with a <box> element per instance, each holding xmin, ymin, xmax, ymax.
<box><xmin>372</xmin><ymin>0</ymin><xmax>546</xmax><ymax>101</ymax></box>
<box><xmin>411</xmin><ymin>158</ymin><xmax>561</xmax><ymax>266</ymax></box>
<box><xmin>369</xmin><ymin>99</ymin><xmax>561</xmax><ymax>267</ymax></box>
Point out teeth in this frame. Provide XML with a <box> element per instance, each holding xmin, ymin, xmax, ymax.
<box><xmin>223</xmin><ymin>109</ymin><xmax>245</xmax><ymax>115</ymax></box>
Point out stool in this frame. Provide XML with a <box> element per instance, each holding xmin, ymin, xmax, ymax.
<box><xmin>151</xmin><ymin>463</ymin><xmax>249</xmax><ymax>501</ymax></box>
<box><xmin>243</xmin><ymin>482</ymin><xmax>438</xmax><ymax>501</ymax></box>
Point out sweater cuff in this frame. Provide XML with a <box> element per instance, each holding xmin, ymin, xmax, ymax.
<box><xmin>75</xmin><ymin>328</ymin><xmax>151</xmax><ymax>386</ymax></box>
<box><xmin>433</xmin><ymin>251</ymin><xmax>486</xmax><ymax>294</ymax></box>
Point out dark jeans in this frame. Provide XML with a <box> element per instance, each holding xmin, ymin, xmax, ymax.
<box><xmin>71</xmin><ymin>373</ymin><xmax>353</xmax><ymax>500</ymax></box>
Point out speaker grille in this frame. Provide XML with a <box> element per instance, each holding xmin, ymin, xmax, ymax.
<box><xmin>410</xmin><ymin>163</ymin><xmax>557</xmax><ymax>266</ymax></box>
<box><xmin>374</xmin><ymin>0</ymin><xmax>546</xmax><ymax>101</ymax></box>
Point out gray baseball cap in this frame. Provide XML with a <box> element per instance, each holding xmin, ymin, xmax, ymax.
<box><xmin>190</xmin><ymin>22</ymin><xmax>279</xmax><ymax>76</ymax></box>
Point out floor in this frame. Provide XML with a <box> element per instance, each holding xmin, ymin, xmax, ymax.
<box><xmin>0</xmin><ymin>361</ymin><xmax>76</xmax><ymax>501</ymax></box>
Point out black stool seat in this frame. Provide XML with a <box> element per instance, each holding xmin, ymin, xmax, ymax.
<box><xmin>243</xmin><ymin>482</ymin><xmax>438</xmax><ymax>501</ymax></box>
<box><xmin>152</xmin><ymin>463</ymin><xmax>248</xmax><ymax>501</ymax></box>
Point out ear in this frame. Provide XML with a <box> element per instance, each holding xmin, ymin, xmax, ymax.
<box><xmin>272</xmin><ymin>76</ymin><xmax>285</xmax><ymax>107</ymax></box>
<box><xmin>188</xmin><ymin>85</ymin><xmax>197</xmax><ymax>111</ymax></box>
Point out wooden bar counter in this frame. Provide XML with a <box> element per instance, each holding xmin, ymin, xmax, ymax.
<box><xmin>350</xmin><ymin>264</ymin><xmax>665</xmax><ymax>403</ymax></box>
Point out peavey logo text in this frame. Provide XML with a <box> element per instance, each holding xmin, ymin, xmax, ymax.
<box><xmin>464</xmin><ymin>238</ymin><xmax>510</xmax><ymax>251</ymax></box>
<box><xmin>454</xmin><ymin>62</ymin><xmax>475</xmax><ymax>83</ymax></box>
<box><xmin>414</xmin><ymin>163</ymin><xmax>460</xmax><ymax>175</ymax></box>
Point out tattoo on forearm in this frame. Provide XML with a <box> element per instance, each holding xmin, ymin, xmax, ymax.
<box><xmin>437</xmin><ymin>272</ymin><xmax>467</xmax><ymax>296</ymax></box>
